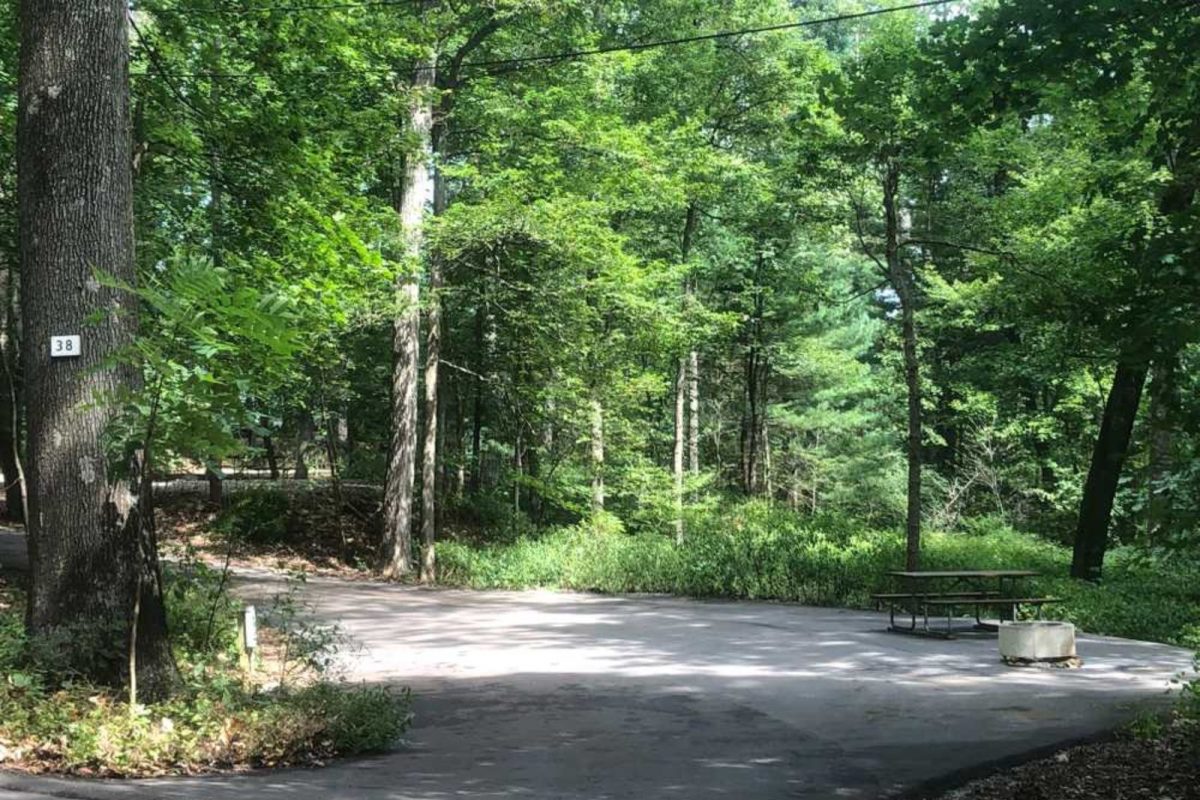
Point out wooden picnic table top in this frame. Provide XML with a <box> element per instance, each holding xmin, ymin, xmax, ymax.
<box><xmin>886</xmin><ymin>570</ymin><xmax>1038</xmax><ymax>579</ymax></box>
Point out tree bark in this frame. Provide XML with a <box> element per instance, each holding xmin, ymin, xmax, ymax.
<box><xmin>382</xmin><ymin>58</ymin><xmax>435</xmax><ymax>580</ymax></box>
<box><xmin>742</xmin><ymin>346</ymin><xmax>758</xmax><ymax>495</ymax></box>
<box><xmin>418</xmin><ymin>110</ymin><xmax>447</xmax><ymax>584</ymax></box>
<box><xmin>468</xmin><ymin>301</ymin><xmax>484</xmax><ymax>495</ymax></box>
<box><xmin>293</xmin><ymin>409</ymin><xmax>314</xmax><ymax>479</ymax></box>
<box><xmin>203</xmin><ymin>38</ymin><xmax>225</xmax><ymax>509</ymax></box>
<box><xmin>590</xmin><ymin>396</ymin><xmax>605</xmax><ymax>513</ymax></box>
<box><xmin>206</xmin><ymin>468</ymin><xmax>223</xmax><ymax>507</ymax></box>
<box><xmin>452</xmin><ymin>377</ymin><xmax>465</xmax><ymax>498</ymax></box>
<box><xmin>675</xmin><ymin>204</ymin><xmax>698</xmax><ymax>539</ymax></box>
<box><xmin>673</xmin><ymin>357</ymin><xmax>685</xmax><ymax>543</ymax></box>
<box><xmin>512</xmin><ymin>430</ymin><xmax>523</xmax><ymax>514</ymax></box>
<box><xmin>1146</xmin><ymin>353</ymin><xmax>1178</xmax><ymax>542</ymax></box>
<box><xmin>883</xmin><ymin>161</ymin><xmax>922</xmax><ymax>572</ymax></box>
<box><xmin>681</xmin><ymin>203</ymin><xmax>700</xmax><ymax>475</ymax></box>
<box><xmin>1070</xmin><ymin>361</ymin><xmax>1148</xmax><ymax>580</ymax></box>
<box><xmin>263</xmin><ymin>436</ymin><xmax>279</xmax><ymax>479</ymax></box>
<box><xmin>18</xmin><ymin>0</ymin><xmax>174</xmax><ymax>696</ymax></box>
<box><xmin>741</xmin><ymin>251</ymin><xmax>766</xmax><ymax>496</ymax></box>
<box><xmin>688</xmin><ymin>349</ymin><xmax>700</xmax><ymax>475</ymax></box>
<box><xmin>0</xmin><ymin>264</ymin><xmax>24</xmax><ymax>522</ymax></box>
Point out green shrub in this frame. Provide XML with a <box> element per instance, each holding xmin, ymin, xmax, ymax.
<box><xmin>437</xmin><ymin>500</ymin><xmax>1200</xmax><ymax>648</ymax></box>
<box><xmin>164</xmin><ymin>560</ymin><xmax>240</xmax><ymax>662</ymax></box>
<box><xmin>0</xmin><ymin>570</ymin><xmax>410</xmax><ymax>777</ymax></box>
<box><xmin>211</xmin><ymin>488</ymin><xmax>293</xmax><ymax>545</ymax></box>
<box><xmin>0</xmin><ymin>599</ymin><xmax>26</xmax><ymax>674</ymax></box>
<box><xmin>1182</xmin><ymin>656</ymin><xmax>1200</xmax><ymax>718</ymax></box>
<box><xmin>0</xmin><ymin>678</ymin><xmax>410</xmax><ymax>776</ymax></box>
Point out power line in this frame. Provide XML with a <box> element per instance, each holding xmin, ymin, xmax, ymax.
<box><xmin>129</xmin><ymin>14</ymin><xmax>213</xmax><ymax>126</ymax></box>
<box><xmin>465</xmin><ymin>0</ymin><xmax>959</xmax><ymax>73</ymax></box>
<box><xmin>130</xmin><ymin>0</ymin><xmax>960</xmax><ymax>82</ymax></box>
<box><xmin>141</xmin><ymin>0</ymin><xmax>424</xmax><ymax>16</ymax></box>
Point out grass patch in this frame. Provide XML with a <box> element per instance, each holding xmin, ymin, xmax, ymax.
<box><xmin>0</xmin><ymin>565</ymin><xmax>410</xmax><ymax>776</ymax></box>
<box><xmin>436</xmin><ymin>500</ymin><xmax>1200</xmax><ymax>649</ymax></box>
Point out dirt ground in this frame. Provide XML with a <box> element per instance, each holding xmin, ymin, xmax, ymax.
<box><xmin>924</xmin><ymin>717</ymin><xmax>1199</xmax><ymax>800</ymax></box>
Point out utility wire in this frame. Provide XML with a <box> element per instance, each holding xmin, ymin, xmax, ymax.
<box><xmin>131</xmin><ymin>14</ymin><xmax>291</xmax><ymax>182</ymax></box>
<box><xmin>131</xmin><ymin>0</ymin><xmax>960</xmax><ymax>81</ymax></box>
<box><xmin>141</xmin><ymin>0</ymin><xmax>424</xmax><ymax>15</ymax></box>
<box><xmin>463</xmin><ymin>0</ymin><xmax>959</xmax><ymax>73</ymax></box>
<box><xmin>129</xmin><ymin>14</ymin><xmax>214</xmax><ymax>126</ymax></box>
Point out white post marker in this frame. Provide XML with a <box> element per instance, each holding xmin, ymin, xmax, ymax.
<box><xmin>50</xmin><ymin>335</ymin><xmax>81</xmax><ymax>358</ymax></box>
<box><xmin>243</xmin><ymin>605</ymin><xmax>258</xmax><ymax>652</ymax></box>
<box><xmin>239</xmin><ymin>604</ymin><xmax>258</xmax><ymax>674</ymax></box>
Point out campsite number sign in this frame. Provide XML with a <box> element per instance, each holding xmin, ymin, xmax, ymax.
<box><xmin>50</xmin><ymin>335</ymin><xmax>81</xmax><ymax>358</ymax></box>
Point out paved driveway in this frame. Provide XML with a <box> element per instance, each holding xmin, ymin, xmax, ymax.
<box><xmin>0</xmin><ymin>529</ymin><xmax>1193</xmax><ymax>799</ymax></box>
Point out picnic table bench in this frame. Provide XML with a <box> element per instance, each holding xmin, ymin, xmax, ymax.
<box><xmin>872</xmin><ymin>570</ymin><xmax>1057</xmax><ymax>638</ymax></box>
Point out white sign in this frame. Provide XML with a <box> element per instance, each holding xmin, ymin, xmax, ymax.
<box><xmin>50</xmin><ymin>335</ymin><xmax>81</xmax><ymax>358</ymax></box>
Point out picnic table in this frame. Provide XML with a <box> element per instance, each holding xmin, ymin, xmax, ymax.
<box><xmin>873</xmin><ymin>569</ymin><xmax>1055</xmax><ymax>638</ymax></box>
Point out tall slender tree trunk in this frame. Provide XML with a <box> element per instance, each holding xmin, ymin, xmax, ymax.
<box><xmin>452</xmin><ymin>379</ymin><xmax>466</xmax><ymax>498</ymax></box>
<box><xmin>590</xmin><ymin>396</ymin><xmax>605</xmax><ymax>513</ymax></box>
<box><xmin>0</xmin><ymin>264</ymin><xmax>24</xmax><ymax>522</ymax></box>
<box><xmin>673</xmin><ymin>358</ymin><xmax>685</xmax><ymax>543</ymax></box>
<box><xmin>469</xmin><ymin>302</ymin><xmax>484</xmax><ymax>495</ymax></box>
<box><xmin>1071</xmin><ymin>361</ymin><xmax>1148</xmax><ymax>580</ymax></box>
<box><xmin>382</xmin><ymin>59</ymin><xmax>435</xmax><ymax>580</ymax></box>
<box><xmin>1146</xmin><ymin>351</ymin><xmax>1178</xmax><ymax>542</ymax></box>
<box><xmin>899</xmin><ymin>299</ymin><xmax>921</xmax><ymax>571</ymax></box>
<box><xmin>681</xmin><ymin>204</ymin><xmax>701</xmax><ymax>476</ymax></box>
<box><xmin>883</xmin><ymin>161</ymin><xmax>922</xmax><ymax>572</ymax></box>
<box><xmin>419</xmin><ymin>114</ymin><xmax>447</xmax><ymax>584</ymax></box>
<box><xmin>1070</xmin><ymin>176</ymin><xmax>1192</xmax><ymax>579</ymax></box>
<box><xmin>204</xmin><ymin>468</ymin><xmax>222</xmax><ymax>507</ymax></box>
<box><xmin>263</xmin><ymin>433</ymin><xmax>280</xmax><ymax>480</ymax></box>
<box><xmin>674</xmin><ymin>204</ymin><xmax>698</xmax><ymax>538</ymax></box>
<box><xmin>18</xmin><ymin>0</ymin><xmax>174</xmax><ymax>696</ymax></box>
<box><xmin>761</xmin><ymin>365</ymin><xmax>772</xmax><ymax>499</ymax></box>
<box><xmin>688</xmin><ymin>349</ymin><xmax>700</xmax><ymax>474</ymax></box>
<box><xmin>293</xmin><ymin>409</ymin><xmax>314</xmax><ymax>479</ymax></box>
<box><xmin>512</xmin><ymin>430</ymin><xmax>523</xmax><ymax>514</ymax></box>
<box><xmin>741</xmin><ymin>250</ymin><xmax>767</xmax><ymax>496</ymax></box>
<box><xmin>202</xmin><ymin>38</ymin><xmax>226</xmax><ymax>508</ymax></box>
<box><xmin>742</xmin><ymin>346</ymin><xmax>758</xmax><ymax>495</ymax></box>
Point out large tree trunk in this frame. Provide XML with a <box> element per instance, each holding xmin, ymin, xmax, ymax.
<box><xmin>883</xmin><ymin>161</ymin><xmax>922</xmax><ymax>572</ymax></box>
<box><xmin>18</xmin><ymin>0</ymin><xmax>174</xmax><ymax>697</ymax></box>
<box><xmin>382</xmin><ymin>59</ymin><xmax>435</xmax><ymax>580</ymax></box>
<box><xmin>1071</xmin><ymin>361</ymin><xmax>1148</xmax><ymax>580</ymax></box>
